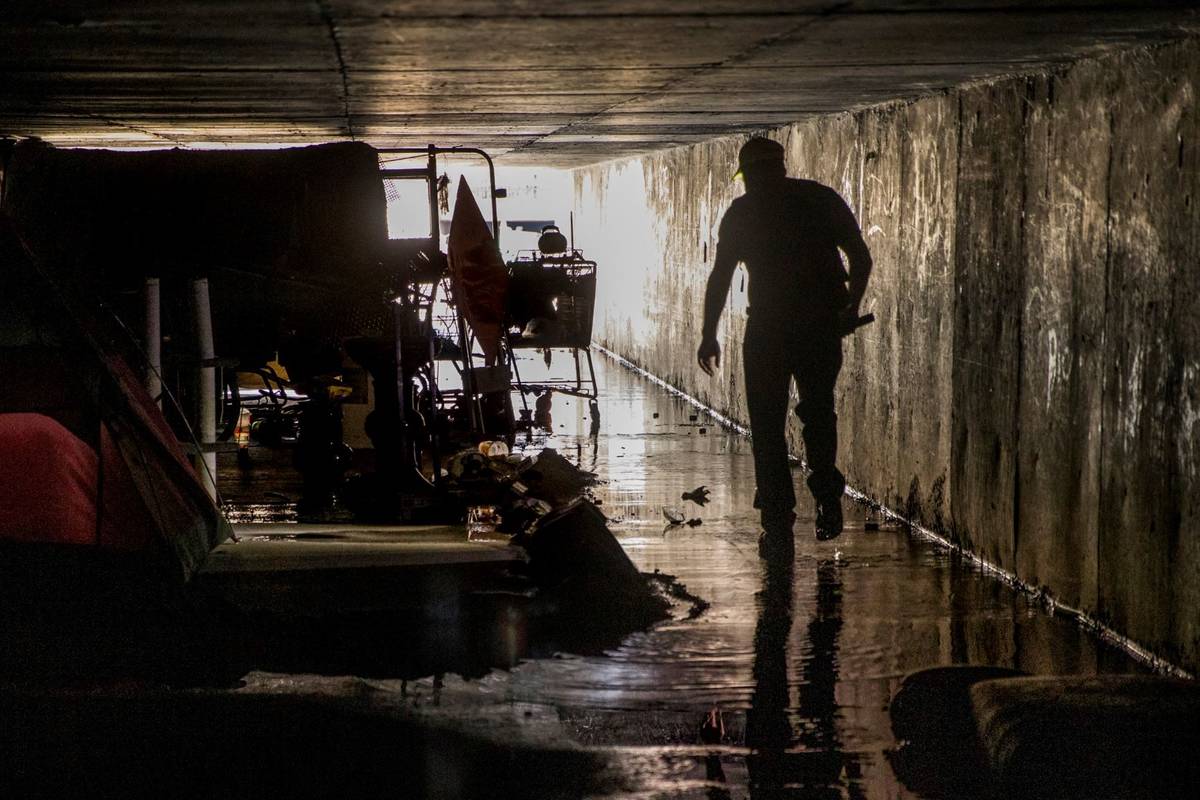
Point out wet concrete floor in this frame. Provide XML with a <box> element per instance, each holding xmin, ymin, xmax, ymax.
<box><xmin>229</xmin><ymin>352</ymin><xmax>1145</xmax><ymax>798</ymax></box>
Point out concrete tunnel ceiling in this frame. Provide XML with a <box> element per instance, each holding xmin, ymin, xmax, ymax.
<box><xmin>1</xmin><ymin>1</ymin><xmax>1198</xmax><ymax>167</ymax></box>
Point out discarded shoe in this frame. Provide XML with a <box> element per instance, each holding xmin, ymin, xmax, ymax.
<box><xmin>815</xmin><ymin>498</ymin><xmax>844</xmax><ymax>541</ymax></box>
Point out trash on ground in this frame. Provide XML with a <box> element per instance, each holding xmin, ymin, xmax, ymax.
<box><xmin>534</xmin><ymin>390</ymin><xmax>554</xmax><ymax>431</ymax></box>
<box><xmin>699</xmin><ymin>707</ymin><xmax>725</xmax><ymax>744</ymax></box>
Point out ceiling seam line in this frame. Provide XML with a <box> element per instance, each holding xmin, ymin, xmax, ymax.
<box><xmin>356</xmin><ymin>4</ymin><xmax>1191</xmax><ymax>21</ymax></box>
<box><xmin>77</xmin><ymin>113</ymin><xmax>189</xmax><ymax>147</ymax></box>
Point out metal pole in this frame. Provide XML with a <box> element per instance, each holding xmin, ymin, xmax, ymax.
<box><xmin>191</xmin><ymin>278</ymin><xmax>217</xmax><ymax>500</ymax></box>
<box><xmin>378</xmin><ymin>146</ymin><xmax>499</xmax><ymax>246</ymax></box>
<box><xmin>393</xmin><ymin>300</ymin><xmax>411</xmax><ymax>477</ymax></box>
<box><xmin>144</xmin><ymin>277</ymin><xmax>162</xmax><ymax>407</ymax></box>
<box><xmin>480</xmin><ymin>151</ymin><xmax>499</xmax><ymax>249</ymax></box>
<box><xmin>426</xmin><ymin>145</ymin><xmax>438</xmax><ymax>241</ymax></box>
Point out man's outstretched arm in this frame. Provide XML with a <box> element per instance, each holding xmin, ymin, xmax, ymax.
<box><xmin>830</xmin><ymin>192</ymin><xmax>873</xmax><ymax>318</ymax></box>
<box><xmin>697</xmin><ymin>241</ymin><xmax>738</xmax><ymax>375</ymax></box>
<box><xmin>843</xmin><ymin>234</ymin><xmax>872</xmax><ymax>313</ymax></box>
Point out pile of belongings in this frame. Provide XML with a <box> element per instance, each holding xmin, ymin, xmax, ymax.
<box><xmin>443</xmin><ymin>447</ymin><xmax>597</xmax><ymax>534</ymax></box>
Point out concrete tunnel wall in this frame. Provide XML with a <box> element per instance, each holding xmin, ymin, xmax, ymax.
<box><xmin>570</xmin><ymin>37</ymin><xmax>1200</xmax><ymax>673</ymax></box>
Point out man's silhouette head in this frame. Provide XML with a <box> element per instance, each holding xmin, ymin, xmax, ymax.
<box><xmin>735</xmin><ymin>137</ymin><xmax>786</xmax><ymax>193</ymax></box>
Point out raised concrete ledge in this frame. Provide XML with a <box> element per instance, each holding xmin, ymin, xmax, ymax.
<box><xmin>971</xmin><ymin>675</ymin><xmax>1200</xmax><ymax>799</ymax></box>
<box><xmin>0</xmin><ymin>686</ymin><xmax>620</xmax><ymax>798</ymax></box>
<box><xmin>202</xmin><ymin>523</ymin><xmax>522</xmax><ymax>573</ymax></box>
<box><xmin>889</xmin><ymin>667</ymin><xmax>1200</xmax><ymax>798</ymax></box>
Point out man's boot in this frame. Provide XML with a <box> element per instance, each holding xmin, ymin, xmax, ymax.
<box><xmin>815</xmin><ymin>496</ymin><xmax>843</xmax><ymax>541</ymax></box>
<box><xmin>758</xmin><ymin>511</ymin><xmax>796</xmax><ymax>562</ymax></box>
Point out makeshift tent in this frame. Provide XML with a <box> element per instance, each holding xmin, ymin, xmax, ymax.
<box><xmin>0</xmin><ymin>215</ymin><xmax>231</xmax><ymax>581</ymax></box>
<box><xmin>447</xmin><ymin>176</ymin><xmax>508</xmax><ymax>364</ymax></box>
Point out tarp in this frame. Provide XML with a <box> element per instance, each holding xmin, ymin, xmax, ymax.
<box><xmin>1</xmin><ymin>139</ymin><xmax>391</xmax><ymax>371</ymax></box>
<box><xmin>0</xmin><ymin>216</ymin><xmax>230</xmax><ymax>581</ymax></box>
<box><xmin>447</xmin><ymin>177</ymin><xmax>508</xmax><ymax>365</ymax></box>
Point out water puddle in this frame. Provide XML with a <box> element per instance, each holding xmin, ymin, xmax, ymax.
<box><xmin>217</xmin><ymin>352</ymin><xmax>1149</xmax><ymax>798</ymax></box>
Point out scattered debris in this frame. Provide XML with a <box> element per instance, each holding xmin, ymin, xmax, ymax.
<box><xmin>662</xmin><ymin>507</ymin><xmax>685</xmax><ymax>526</ymax></box>
<box><xmin>685</xmin><ymin>518</ymin><xmax>702</xmax><ymax>528</ymax></box>
<box><xmin>699</xmin><ymin>706</ymin><xmax>727</xmax><ymax>784</ymax></box>
<box><xmin>644</xmin><ymin>570</ymin><xmax>709</xmax><ymax>619</ymax></box>
<box><xmin>681</xmin><ymin>486</ymin><xmax>710</xmax><ymax>506</ymax></box>
<box><xmin>466</xmin><ymin>505</ymin><xmax>505</xmax><ymax>541</ymax></box>
<box><xmin>699</xmin><ymin>707</ymin><xmax>725</xmax><ymax>744</ymax></box>
<box><xmin>534</xmin><ymin>390</ymin><xmax>554</xmax><ymax>431</ymax></box>
<box><xmin>513</xmin><ymin>500</ymin><xmax>672</xmax><ymax>654</ymax></box>
<box><xmin>518</xmin><ymin>448</ymin><xmax>598</xmax><ymax>508</ymax></box>
<box><xmin>888</xmin><ymin>666</ymin><xmax>1027</xmax><ymax>798</ymax></box>
<box><xmin>477</xmin><ymin>440</ymin><xmax>509</xmax><ymax>458</ymax></box>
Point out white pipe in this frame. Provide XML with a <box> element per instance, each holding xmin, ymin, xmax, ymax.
<box><xmin>191</xmin><ymin>278</ymin><xmax>217</xmax><ymax>501</ymax></box>
<box><xmin>144</xmin><ymin>277</ymin><xmax>161</xmax><ymax>406</ymax></box>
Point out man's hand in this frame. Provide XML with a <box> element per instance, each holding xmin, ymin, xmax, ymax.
<box><xmin>837</xmin><ymin>302</ymin><xmax>861</xmax><ymax>336</ymax></box>
<box><xmin>697</xmin><ymin>337</ymin><xmax>721</xmax><ymax>376</ymax></box>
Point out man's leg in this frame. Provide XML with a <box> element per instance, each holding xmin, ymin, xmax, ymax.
<box><xmin>743</xmin><ymin>325</ymin><xmax>797</xmax><ymax>550</ymax></box>
<box><xmin>794</xmin><ymin>335</ymin><xmax>846</xmax><ymax>539</ymax></box>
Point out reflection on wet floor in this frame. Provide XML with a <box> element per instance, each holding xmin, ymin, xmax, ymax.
<box><xmin>241</xmin><ymin>352</ymin><xmax>1144</xmax><ymax>798</ymax></box>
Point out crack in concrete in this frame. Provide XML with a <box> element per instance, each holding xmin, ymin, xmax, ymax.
<box><xmin>506</xmin><ymin>2</ymin><xmax>853</xmax><ymax>157</ymax></box>
<box><xmin>315</xmin><ymin>0</ymin><xmax>355</xmax><ymax>140</ymax></box>
<box><xmin>81</xmin><ymin>113</ymin><xmax>188</xmax><ymax>147</ymax></box>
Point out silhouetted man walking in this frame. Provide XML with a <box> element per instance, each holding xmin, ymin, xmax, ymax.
<box><xmin>698</xmin><ymin>137</ymin><xmax>872</xmax><ymax>558</ymax></box>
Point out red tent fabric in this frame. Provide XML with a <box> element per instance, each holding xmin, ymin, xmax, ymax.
<box><xmin>0</xmin><ymin>413</ymin><xmax>156</xmax><ymax>550</ymax></box>
<box><xmin>447</xmin><ymin>176</ymin><xmax>508</xmax><ymax>364</ymax></box>
<box><xmin>0</xmin><ymin>217</ymin><xmax>230</xmax><ymax>580</ymax></box>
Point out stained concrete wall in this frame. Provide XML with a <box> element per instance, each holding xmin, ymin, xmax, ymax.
<box><xmin>573</xmin><ymin>38</ymin><xmax>1200</xmax><ymax>672</ymax></box>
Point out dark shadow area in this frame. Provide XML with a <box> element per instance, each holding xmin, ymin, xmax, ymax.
<box><xmin>0</xmin><ymin>689</ymin><xmax>626</xmax><ymax>799</ymax></box>
<box><xmin>2</xmin><ymin>543</ymin><xmax>679</xmax><ymax>689</ymax></box>
<box><xmin>886</xmin><ymin>665</ymin><xmax>1023</xmax><ymax>799</ymax></box>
